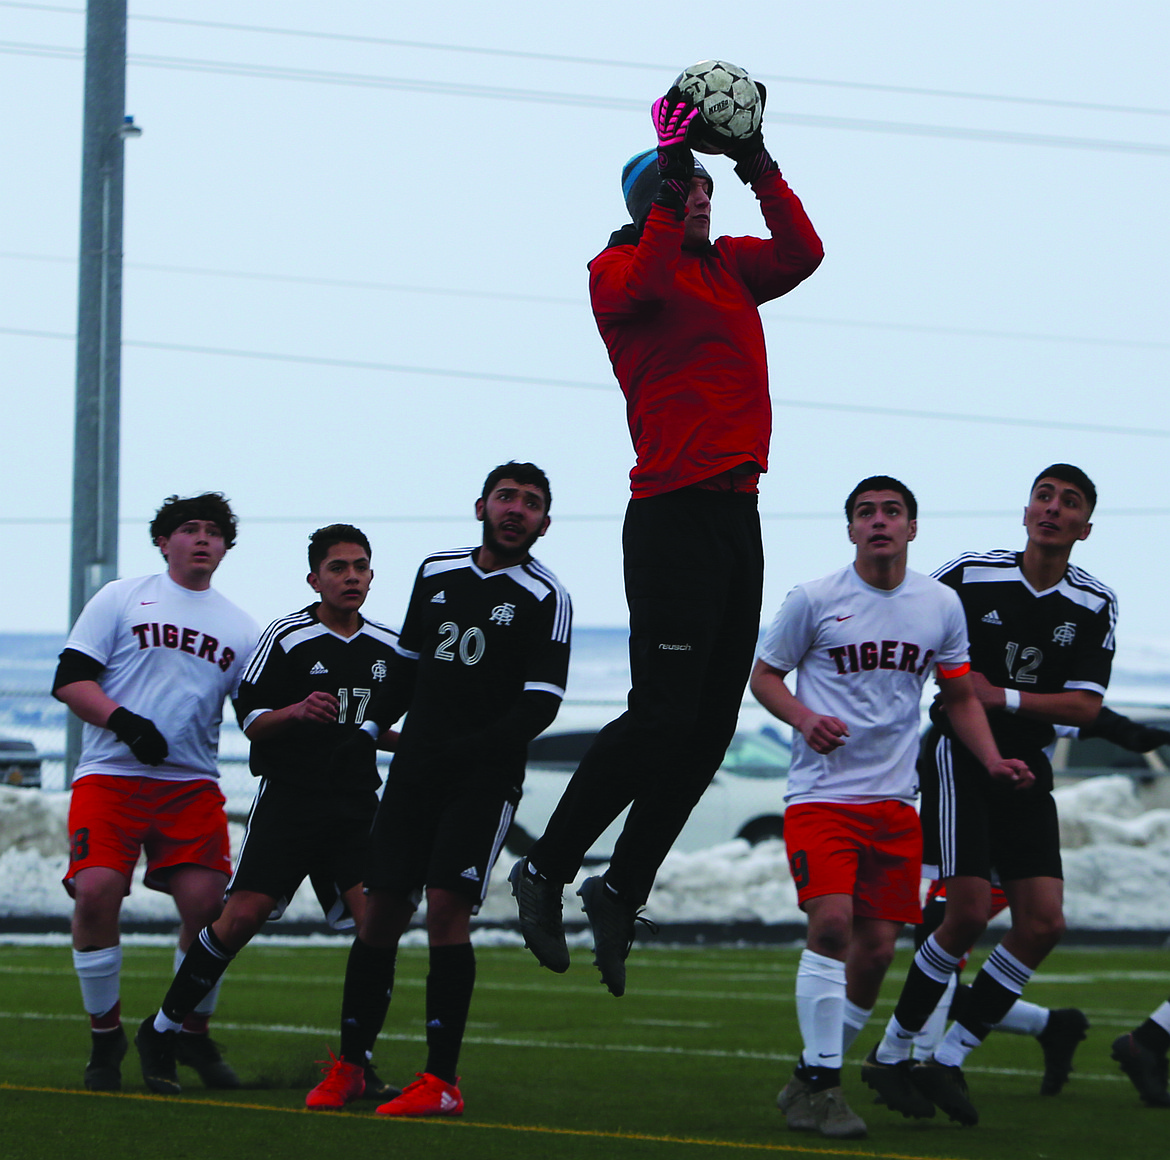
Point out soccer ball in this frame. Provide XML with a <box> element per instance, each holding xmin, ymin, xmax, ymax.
<box><xmin>675</xmin><ymin>60</ymin><xmax>762</xmax><ymax>154</ymax></box>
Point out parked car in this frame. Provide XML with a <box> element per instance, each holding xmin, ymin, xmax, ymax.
<box><xmin>507</xmin><ymin>729</ymin><xmax>791</xmax><ymax>862</ymax></box>
<box><xmin>0</xmin><ymin>734</ymin><xmax>42</xmax><ymax>789</ymax></box>
<box><xmin>1050</xmin><ymin>704</ymin><xmax>1170</xmax><ymax>786</ymax></box>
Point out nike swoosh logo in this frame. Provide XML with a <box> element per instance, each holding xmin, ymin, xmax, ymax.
<box><xmin>836</xmin><ymin>615</ymin><xmax>853</xmax><ymax>621</ymax></box>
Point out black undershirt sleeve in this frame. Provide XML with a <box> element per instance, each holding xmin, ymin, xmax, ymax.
<box><xmin>52</xmin><ymin>648</ymin><xmax>104</xmax><ymax>695</ymax></box>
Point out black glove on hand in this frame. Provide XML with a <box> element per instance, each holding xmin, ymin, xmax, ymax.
<box><xmin>724</xmin><ymin>82</ymin><xmax>778</xmax><ymax>184</ymax></box>
<box><xmin>1083</xmin><ymin>706</ymin><xmax>1170</xmax><ymax>753</ymax></box>
<box><xmin>651</xmin><ymin>87</ymin><xmax>700</xmax><ymax>215</ymax></box>
<box><xmin>107</xmin><ymin>707</ymin><xmax>168</xmax><ymax>766</ymax></box>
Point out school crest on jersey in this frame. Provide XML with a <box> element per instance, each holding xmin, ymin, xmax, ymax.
<box><xmin>489</xmin><ymin>602</ymin><xmax>516</xmax><ymax>626</ymax></box>
<box><xmin>371</xmin><ymin>659</ymin><xmax>387</xmax><ymax>682</ymax></box>
<box><xmin>1053</xmin><ymin>622</ymin><xmax>1077</xmax><ymax>647</ymax></box>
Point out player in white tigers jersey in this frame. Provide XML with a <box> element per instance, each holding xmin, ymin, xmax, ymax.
<box><xmin>751</xmin><ymin>476</ymin><xmax>1028</xmax><ymax>1140</ymax></box>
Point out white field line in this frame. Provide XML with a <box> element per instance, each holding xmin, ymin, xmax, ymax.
<box><xmin>0</xmin><ymin>1007</ymin><xmax>1136</xmax><ymax>1085</ymax></box>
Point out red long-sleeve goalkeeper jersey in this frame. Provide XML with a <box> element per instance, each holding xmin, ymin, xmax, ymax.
<box><xmin>588</xmin><ymin>168</ymin><xmax>823</xmax><ymax>499</ymax></box>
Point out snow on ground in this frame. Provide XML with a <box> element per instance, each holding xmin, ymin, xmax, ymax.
<box><xmin>3</xmin><ymin>776</ymin><xmax>1170</xmax><ymax>931</ymax></box>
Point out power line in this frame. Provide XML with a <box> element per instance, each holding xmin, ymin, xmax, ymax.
<box><xmin>3</xmin><ymin>1</ymin><xmax>1168</xmax><ymax>118</ymax></box>
<box><xmin>3</xmin><ymin>253</ymin><xmax>1167</xmax><ymax>352</ymax></box>
<box><xmin>3</xmin><ymin>324</ymin><xmax>1167</xmax><ymax>439</ymax></box>
<box><xmin>5</xmin><ymin>507</ymin><xmax>1169</xmax><ymax>528</ymax></box>
<box><xmin>2</xmin><ymin>39</ymin><xmax>1169</xmax><ymax>157</ymax></box>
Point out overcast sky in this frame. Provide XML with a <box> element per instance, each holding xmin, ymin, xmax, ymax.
<box><xmin>2</xmin><ymin>1</ymin><xmax>1167</xmax><ymax>672</ymax></box>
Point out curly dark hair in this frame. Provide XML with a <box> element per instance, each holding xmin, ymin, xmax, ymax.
<box><xmin>480</xmin><ymin>461</ymin><xmax>552</xmax><ymax>513</ymax></box>
<box><xmin>308</xmin><ymin>524</ymin><xmax>372</xmax><ymax>572</ymax></box>
<box><xmin>150</xmin><ymin>492</ymin><xmax>238</xmax><ymax>549</ymax></box>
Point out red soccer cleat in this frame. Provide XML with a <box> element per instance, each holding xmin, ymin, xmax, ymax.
<box><xmin>376</xmin><ymin>1071</ymin><xmax>463</xmax><ymax>1117</ymax></box>
<box><xmin>305</xmin><ymin>1051</ymin><xmax>365</xmax><ymax>1110</ymax></box>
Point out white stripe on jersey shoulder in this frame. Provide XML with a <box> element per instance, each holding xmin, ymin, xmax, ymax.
<box><xmin>931</xmin><ymin>549</ymin><xmax>1018</xmax><ymax>584</ymax></box>
<box><xmin>525</xmin><ymin>679</ymin><xmax>567</xmax><ymax>699</ymax></box>
<box><xmin>421</xmin><ymin>547</ymin><xmax>478</xmax><ymax>579</ymax></box>
<box><xmin>523</xmin><ymin>559</ymin><xmax>572</xmax><ymax>644</ymax></box>
<box><xmin>241</xmin><ymin>609</ymin><xmax>315</xmax><ymax>683</ymax></box>
<box><xmin>1061</xmin><ymin>564</ymin><xmax>1118</xmax><ymax>647</ymax></box>
<box><xmin>359</xmin><ymin>616</ymin><xmax>400</xmax><ymax>648</ymax></box>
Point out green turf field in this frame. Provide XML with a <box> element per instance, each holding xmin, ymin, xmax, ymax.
<box><xmin>1</xmin><ymin>937</ymin><xmax>1166</xmax><ymax>1159</ymax></box>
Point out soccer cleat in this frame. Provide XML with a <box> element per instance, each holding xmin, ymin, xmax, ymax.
<box><xmin>860</xmin><ymin>1045</ymin><xmax>935</xmax><ymax>1119</ymax></box>
<box><xmin>84</xmin><ymin>1025</ymin><xmax>128</xmax><ymax>1092</ymax></box>
<box><xmin>360</xmin><ymin>1061</ymin><xmax>402</xmax><ymax>1103</ymax></box>
<box><xmin>134</xmin><ymin>1016</ymin><xmax>181</xmax><ymax>1095</ymax></box>
<box><xmin>376</xmin><ymin>1071</ymin><xmax>463</xmax><ymax>1117</ymax></box>
<box><xmin>509</xmin><ymin>858</ymin><xmax>570</xmax><ymax>973</ymax></box>
<box><xmin>910</xmin><ymin>1057</ymin><xmax>978</xmax><ymax>1126</ymax></box>
<box><xmin>305</xmin><ymin>1052</ymin><xmax>365</xmax><ymax>1110</ymax></box>
<box><xmin>577</xmin><ymin>875</ymin><xmax>654</xmax><ymax>997</ymax></box>
<box><xmin>808</xmin><ymin>1086</ymin><xmax>868</xmax><ymax>1139</ymax></box>
<box><xmin>1111</xmin><ymin>1033</ymin><xmax>1170</xmax><ymax>1108</ymax></box>
<box><xmin>174</xmin><ymin>1031</ymin><xmax>241</xmax><ymax>1089</ymax></box>
<box><xmin>1036</xmin><ymin>1007</ymin><xmax>1089</xmax><ymax>1095</ymax></box>
<box><xmin>776</xmin><ymin>1073</ymin><xmax>817</xmax><ymax>1131</ymax></box>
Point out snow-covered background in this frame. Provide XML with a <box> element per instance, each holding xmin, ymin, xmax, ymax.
<box><xmin>4</xmin><ymin>774</ymin><xmax>1170</xmax><ymax>932</ymax></box>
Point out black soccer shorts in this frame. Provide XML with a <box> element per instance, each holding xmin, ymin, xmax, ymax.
<box><xmin>919</xmin><ymin>727</ymin><xmax>1062</xmax><ymax>883</ymax></box>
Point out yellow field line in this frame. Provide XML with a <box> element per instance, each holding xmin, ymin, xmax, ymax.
<box><xmin>0</xmin><ymin>1081</ymin><xmax>968</xmax><ymax>1159</ymax></box>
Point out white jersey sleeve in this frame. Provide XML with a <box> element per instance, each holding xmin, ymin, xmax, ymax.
<box><xmin>757</xmin><ymin>585</ymin><xmax>816</xmax><ymax>675</ymax></box>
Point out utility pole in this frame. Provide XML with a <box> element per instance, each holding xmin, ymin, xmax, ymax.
<box><xmin>66</xmin><ymin>0</ymin><xmax>140</xmax><ymax>782</ymax></box>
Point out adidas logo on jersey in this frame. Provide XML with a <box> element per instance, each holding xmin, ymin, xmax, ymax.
<box><xmin>982</xmin><ymin>610</ymin><xmax>1003</xmax><ymax>625</ymax></box>
<box><xmin>459</xmin><ymin>865</ymin><xmax>480</xmax><ymax>881</ymax></box>
<box><xmin>431</xmin><ymin>591</ymin><xmax>447</xmax><ymax>604</ymax></box>
<box><xmin>310</xmin><ymin>661</ymin><xmax>329</xmax><ymax>675</ymax></box>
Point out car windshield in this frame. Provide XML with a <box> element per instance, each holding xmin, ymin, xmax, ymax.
<box><xmin>720</xmin><ymin>732</ymin><xmax>790</xmax><ymax>779</ymax></box>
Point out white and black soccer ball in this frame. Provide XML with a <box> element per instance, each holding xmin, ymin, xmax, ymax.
<box><xmin>675</xmin><ymin>60</ymin><xmax>762</xmax><ymax>154</ymax></box>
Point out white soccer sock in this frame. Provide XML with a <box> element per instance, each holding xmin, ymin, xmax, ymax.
<box><xmin>842</xmin><ymin>999</ymin><xmax>872</xmax><ymax>1056</ymax></box>
<box><xmin>795</xmin><ymin>949</ymin><xmax>846</xmax><ymax>1071</ymax></box>
<box><xmin>73</xmin><ymin>945</ymin><xmax>122</xmax><ymax>1018</ymax></box>
<box><xmin>996</xmin><ymin>998</ymin><xmax>1049</xmax><ymax>1036</ymax></box>
<box><xmin>1149</xmin><ymin>1000</ymin><xmax>1170</xmax><ymax>1036</ymax></box>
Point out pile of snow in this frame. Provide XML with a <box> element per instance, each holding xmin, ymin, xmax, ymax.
<box><xmin>2</xmin><ymin>777</ymin><xmax>1169</xmax><ymax>929</ymax></box>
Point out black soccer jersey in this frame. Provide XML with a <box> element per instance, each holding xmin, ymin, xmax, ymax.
<box><xmin>932</xmin><ymin>549</ymin><xmax>1117</xmax><ymax>758</ymax></box>
<box><xmin>383</xmin><ymin>547</ymin><xmax>572</xmax><ymax>772</ymax></box>
<box><xmin>235</xmin><ymin>604</ymin><xmax>400</xmax><ymax>793</ymax></box>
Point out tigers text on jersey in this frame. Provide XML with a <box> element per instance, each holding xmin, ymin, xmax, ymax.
<box><xmin>66</xmin><ymin>572</ymin><xmax>259</xmax><ymax>783</ymax></box>
<box><xmin>392</xmin><ymin>547</ymin><xmax>571</xmax><ymax>748</ymax></box>
<box><xmin>758</xmin><ymin>564</ymin><xmax>969</xmax><ymax>804</ymax></box>
<box><xmin>934</xmin><ymin>549</ymin><xmax>1117</xmax><ymax>756</ymax></box>
<box><xmin>235</xmin><ymin>604</ymin><xmax>400</xmax><ymax>793</ymax></box>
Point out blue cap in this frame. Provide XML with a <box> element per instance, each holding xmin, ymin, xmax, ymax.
<box><xmin>621</xmin><ymin>149</ymin><xmax>712</xmax><ymax>228</ymax></box>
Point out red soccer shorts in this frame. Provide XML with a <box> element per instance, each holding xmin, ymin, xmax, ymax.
<box><xmin>783</xmin><ymin>800</ymin><xmax>922</xmax><ymax>924</ymax></box>
<box><xmin>64</xmin><ymin>774</ymin><xmax>231</xmax><ymax>896</ymax></box>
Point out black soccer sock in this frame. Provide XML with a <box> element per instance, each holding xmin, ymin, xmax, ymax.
<box><xmin>891</xmin><ymin>934</ymin><xmax>962</xmax><ymax>1033</ymax></box>
<box><xmin>954</xmin><ymin>945</ymin><xmax>1033</xmax><ymax>1043</ymax></box>
<box><xmin>161</xmin><ymin>926</ymin><xmax>234</xmax><ymax>1024</ymax></box>
<box><xmin>339</xmin><ymin>937</ymin><xmax>397</xmax><ymax>1065</ymax></box>
<box><xmin>423</xmin><ymin>942</ymin><xmax>475</xmax><ymax>1085</ymax></box>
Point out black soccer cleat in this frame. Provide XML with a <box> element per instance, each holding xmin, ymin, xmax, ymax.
<box><xmin>359</xmin><ymin>1061</ymin><xmax>402</xmax><ymax>1102</ymax></box>
<box><xmin>174</xmin><ymin>1031</ymin><xmax>241</xmax><ymax>1089</ymax></box>
<box><xmin>84</xmin><ymin>1025</ymin><xmax>128</xmax><ymax>1092</ymax></box>
<box><xmin>509</xmin><ymin>858</ymin><xmax>570</xmax><ymax>973</ymax></box>
<box><xmin>1036</xmin><ymin>1007</ymin><xmax>1089</xmax><ymax>1095</ymax></box>
<box><xmin>1111</xmin><ymin>1032</ymin><xmax>1170</xmax><ymax>1108</ymax></box>
<box><xmin>910</xmin><ymin>1057</ymin><xmax>978</xmax><ymax>1126</ymax></box>
<box><xmin>860</xmin><ymin>1045</ymin><xmax>936</xmax><ymax>1119</ymax></box>
<box><xmin>577</xmin><ymin>875</ymin><xmax>638</xmax><ymax>997</ymax></box>
<box><xmin>134</xmin><ymin>1015</ymin><xmax>181</xmax><ymax>1095</ymax></box>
